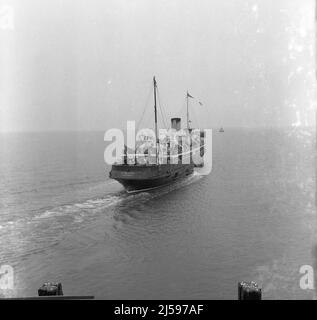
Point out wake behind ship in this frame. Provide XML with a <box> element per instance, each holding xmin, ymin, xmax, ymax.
<box><xmin>109</xmin><ymin>77</ymin><xmax>204</xmax><ymax>192</ymax></box>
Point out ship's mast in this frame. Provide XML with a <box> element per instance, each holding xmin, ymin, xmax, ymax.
<box><xmin>186</xmin><ymin>90</ymin><xmax>190</xmax><ymax>130</ymax></box>
<box><xmin>153</xmin><ymin>76</ymin><xmax>159</xmax><ymax>164</ymax></box>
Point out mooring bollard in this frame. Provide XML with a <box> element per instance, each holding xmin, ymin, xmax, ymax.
<box><xmin>38</xmin><ymin>282</ymin><xmax>63</xmax><ymax>296</ymax></box>
<box><xmin>238</xmin><ymin>281</ymin><xmax>262</xmax><ymax>300</ymax></box>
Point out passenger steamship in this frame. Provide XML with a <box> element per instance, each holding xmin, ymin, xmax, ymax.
<box><xmin>109</xmin><ymin>77</ymin><xmax>204</xmax><ymax>192</ymax></box>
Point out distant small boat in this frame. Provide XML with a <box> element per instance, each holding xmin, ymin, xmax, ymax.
<box><xmin>219</xmin><ymin>127</ymin><xmax>224</xmax><ymax>132</ymax></box>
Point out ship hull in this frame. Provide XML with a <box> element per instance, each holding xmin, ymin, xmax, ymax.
<box><xmin>110</xmin><ymin>163</ymin><xmax>194</xmax><ymax>192</ymax></box>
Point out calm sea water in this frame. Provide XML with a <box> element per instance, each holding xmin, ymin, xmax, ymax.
<box><xmin>0</xmin><ymin>128</ymin><xmax>316</xmax><ymax>299</ymax></box>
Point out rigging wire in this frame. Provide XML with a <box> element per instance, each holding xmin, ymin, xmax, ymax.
<box><xmin>175</xmin><ymin>94</ymin><xmax>187</xmax><ymax>120</ymax></box>
<box><xmin>157</xmin><ymin>95</ymin><xmax>168</xmax><ymax>129</ymax></box>
<box><xmin>190</xmin><ymin>104</ymin><xmax>199</xmax><ymax>128</ymax></box>
<box><xmin>156</xmin><ymin>86</ymin><xmax>169</xmax><ymax>129</ymax></box>
<box><xmin>136</xmin><ymin>82</ymin><xmax>153</xmax><ymax>133</ymax></box>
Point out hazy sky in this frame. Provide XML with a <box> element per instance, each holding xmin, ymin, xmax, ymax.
<box><xmin>0</xmin><ymin>0</ymin><xmax>315</xmax><ymax>132</ymax></box>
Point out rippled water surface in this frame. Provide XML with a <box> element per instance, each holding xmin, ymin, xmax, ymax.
<box><xmin>0</xmin><ymin>128</ymin><xmax>316</xmax><ymax>299</ymax></box>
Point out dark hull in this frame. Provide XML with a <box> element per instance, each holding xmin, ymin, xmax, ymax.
<box><xmin>110</xmin><ymin>163</ymin><xmax>194</xmax><ymax>192</ymax></box>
